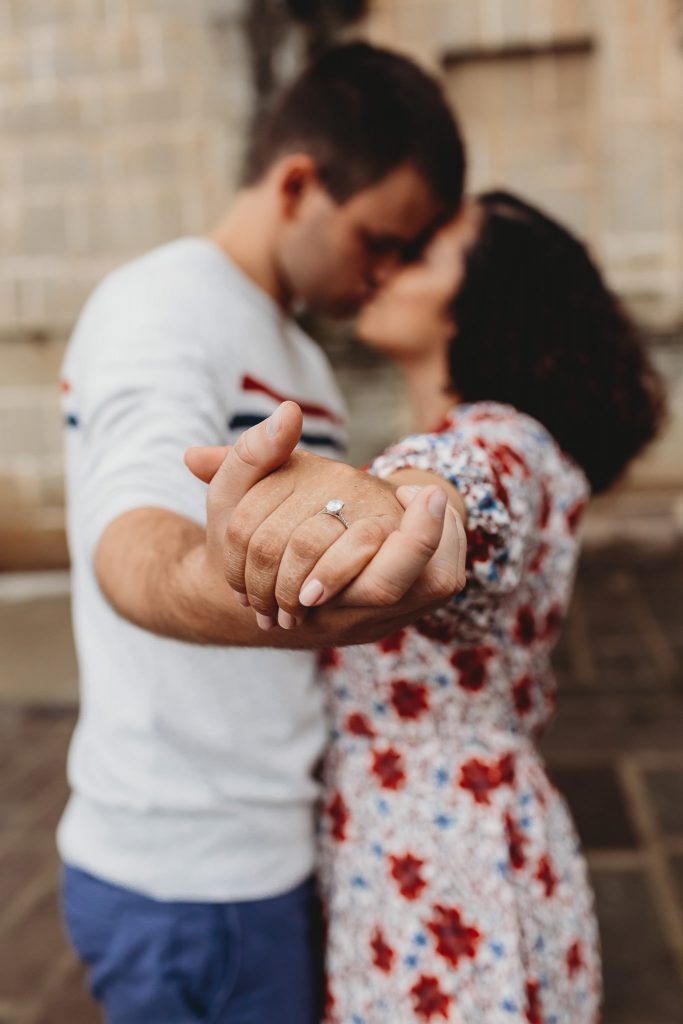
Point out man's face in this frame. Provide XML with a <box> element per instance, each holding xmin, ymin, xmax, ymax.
<box><xmin>276</xmin><ymin>164</ymin><xmax>445</xmax><ymax>317</ymax></box>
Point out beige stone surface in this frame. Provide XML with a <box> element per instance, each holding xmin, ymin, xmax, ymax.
<box><xmin>0</xmin><ymin>0</ymin><xmax>681</xmax><ymax>567</ymax></box>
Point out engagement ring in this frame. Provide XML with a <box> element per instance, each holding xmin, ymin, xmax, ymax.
<box><xmin>319</xmin><ymin>499</ymin><xmax>350</xmax><ymax>529</ymax></box>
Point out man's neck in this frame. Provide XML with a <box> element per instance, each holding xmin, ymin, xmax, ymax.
<box><xmin>209</xmin><ymin>189</ymin><xmax>292</xmax><ymax>311</ymax></box>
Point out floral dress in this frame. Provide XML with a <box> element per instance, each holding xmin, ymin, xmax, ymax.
<box><xmin>318</xmin><ymin>402</ymin><xmax>602</xmax><ymax>1024</ymax></box>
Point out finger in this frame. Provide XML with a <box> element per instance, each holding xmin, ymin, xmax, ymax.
<box><xmin>242</xmin><ymin>496</ymin><xmax>338</xmax><ymax>621</ymax></box>
<box><xmin>243</xmin><ymin>508</ymin><xmax>346</xmax><ymax>626</ymax></box>
<box><xmin>334</xmin><ymin>485</ymin><xmax>448</xmax><ymax>607</ymax></box>
<box><xmin>184</xmin><ymin>446</ymin><xmax>230</xmax><ymax>484</ymax></box>
<box><xmin>282</xmin><ymin>515</ymin><xmax>393</xmax><ymax>614</ymax></box>
<box><xmin>223</xmin><ymin>477</ymin><xmax>296</xmax><ymax>612</ymax></box>
<box><xmin>365</xmin><ymin>501</ymin><xmax>465</xmax><ymax>610</ymax></box>
<box><xmin>204</xmin><ymin>402</ymin><xmax>302</xmax><ymax>564</ymax></box>
<box><xmin>398</xmin><ymin>487</ymin><xmax>468</xmax><ymax>597</ymax></box>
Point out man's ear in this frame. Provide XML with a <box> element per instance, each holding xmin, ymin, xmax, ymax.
<box><xmin>275</xmin><ymin>154</ymin><xmax>320</xmax><ymax>219</ymax></box>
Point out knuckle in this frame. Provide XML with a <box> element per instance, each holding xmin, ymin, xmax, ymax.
<box><xmin>366</xmin><ymin>575</ymin><xmax>403</xmax><ymax>606</ymax></box>
<box><xmin>289</xmin><ymin>530</ymin><xmax>319</xmax><ymax>563</ymax></box>
<box><xmin>430</xmin><ymin>564</ymin><xmax>459</xmax><ymax>598</ymax></box>
<box><xmin>232</xmin><ymin>431</ymin><xmax>260</xmax><ymax>469</ymax></box>
<box><xmin>223</xmin><ymin>550</ymin><xmax>242</xmax><ymax>590</ymax></box>
<box><xmin>248</xmin><ymin>538</ymin><xmax>281</xmax><ymax>574</ymax></box>
<box><xmin>226</xmin><ymin>515</ymin><xmax>251</xmax><ymax>553</ymax></box>
<box><xmin>354</xmin><ymin>518</ymin><xmax>386</xmax><ymax>550</ymax></box>
<box><xmin>274</xmin><ymin>580</ymin><xmax>300</xmax><ymax>613</ymax></box>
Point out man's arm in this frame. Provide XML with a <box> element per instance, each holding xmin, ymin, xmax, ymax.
<box><xmin>95</xmin><ymin>403</ymin><xmax>464</xmax><ymax>646</ymax></box>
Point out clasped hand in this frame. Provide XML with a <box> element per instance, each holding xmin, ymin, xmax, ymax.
<box><xmin>185</xmin><ymin>402</ymin><xmax>466</xmax><ymax>631</ymax></box>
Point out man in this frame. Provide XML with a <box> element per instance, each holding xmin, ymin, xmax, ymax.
<box><xmin>60</xmin><ymin>43</ymin><xmax>466</xmax><ymax>1023</ymax></box>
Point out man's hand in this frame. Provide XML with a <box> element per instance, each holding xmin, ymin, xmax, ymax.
<box><xmin>186</xmin><ymin>403</ymin><xmax>466</xmax><ymax>630</ymax></box>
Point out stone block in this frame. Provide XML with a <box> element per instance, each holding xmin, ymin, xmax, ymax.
<box><xmin>42</xmin><ymin>272</ymin><xmax>93</xmax><ymax>329</ymax></box>
<box><xmin>103</xmin><ymin>83</ymin><xmax>185</xmax><ymax>126</ymax></box>
<box><xmin>0</xmin><ymin>94</ymin><xmax>82</xmax><ymax>135</ymax></box>
<box><xmin>591</xmin><ymin>868</ymin><xmax>683</xmax><ymax>1023</ymax></box>
<box><xmin>31</xmin><ymin>963</ymin><xmax>99</xmax><ymax>1024</ymax></box>
<box><xmin>0</xmin><ymin>393</ymin><xmax>50</xmax><ymax>460</ymax></box>
<box><xmin>643</xmin><ymin>769</ymin><xmax>683</xmax><ymax>835</ymax></box>
<box><xmin>19</xmin><ymin>202</ymin><xmax>68</xmax><ymax>257</ymax></box>
<box><xmin>604</xmin><ymin>129</ymin><xmax>666</xmax><ymax>233</ymax></box>
<box><xmin>548</xmin><ymin>764</ymin><xmax>640</xmax><ymax>849</ymax></box>
<box><xmin>0</xmin><ymin>889</ymin><xmax>71</xmax><ymax>1002</ymax></box>
<box><xmin>21</xmin><ymin>141</ymin><xmax>101</xmax><ymax>187</ymax></box>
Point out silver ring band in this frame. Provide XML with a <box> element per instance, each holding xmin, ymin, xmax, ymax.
<box><xmin>319</xmin><ymin>499</ymin><xmax>350</xmax><ymax>530</ymax></box>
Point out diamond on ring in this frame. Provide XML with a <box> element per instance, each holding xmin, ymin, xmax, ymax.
<box><xmin>320</xmin><ymin>499</ymin><xmax>350</xmax><ymax>529</ymax></box>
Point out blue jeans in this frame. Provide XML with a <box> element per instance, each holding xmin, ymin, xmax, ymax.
<box><xmin>62</xmin><ymin>865</ymin><xmax>323</xmax><ymax>1024</ymax></box>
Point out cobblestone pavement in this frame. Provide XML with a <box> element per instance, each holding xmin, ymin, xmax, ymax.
<box><xmin>0</xmin><ymin>549</ymin><xmax>682</xmax><ymax>1023</ymax></box>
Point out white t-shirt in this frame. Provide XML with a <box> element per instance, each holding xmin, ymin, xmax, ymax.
<box><xmin>57</xmin><ymin>238</ymin><xmax>348</xmax><ymax>901</ymax></box>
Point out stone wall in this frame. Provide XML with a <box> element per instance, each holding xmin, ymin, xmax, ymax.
<box><xmin>1</xmin><ymin>0</ymin><xmax>682</xmax><ymax>566</ymax></box>
<box><xmin>0</xmin><ymin>0</ymin><xmax>252</xmax><ymax>565</ymax></box>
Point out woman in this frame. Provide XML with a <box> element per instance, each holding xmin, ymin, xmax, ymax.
<box><xmin>313</xmin><ymin>192</ymin><xmax>663</xmax><ymax>1023</ymax></box>
<box><xmin>188</xmin><ymin>191</ymin><xmax>663</xmax><ymax>1022</ymax></box>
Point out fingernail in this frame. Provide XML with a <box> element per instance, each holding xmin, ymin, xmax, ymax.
<box><xmin>255</xmin><ymin>612</ymin><xmax>275</xmax><ymax>630</ymax></box>
<box><xmin>232</xmin><ymin>590</ymin><xmax>250</xmax><ymax>607</ymax></box>
<box><xmin>428</xmin><ymin>488</ymin><xmax>447</xmax><ymax>518</ymax></box>
<box><xmin>266</xmin><ymin>407</ymin><xmax>282</xmax><ymax>437</ymax></box>
<box><xmin>406</xmin><ymin>485</ymin><xmax>423</xmax><ymax>494</ymax></box>
<box><xmin>277</xmin><ymin>609</ymin><xmax>299</xmax><ymax>630</ymax></box>
<box><xmin>299</xmin><ymin>579</ymin><xmax>324</xmax><ymax>607</ymax></box>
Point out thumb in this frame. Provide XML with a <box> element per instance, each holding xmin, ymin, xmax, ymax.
<box><xmin>207</xmin><ymin>401</ymin><xmax>303</xmax><ymax>520</ymax></box>
<box><xmin>185</xmin><ymin>446</ymin><xmax>231</xmax><ymax>484</ymax></box>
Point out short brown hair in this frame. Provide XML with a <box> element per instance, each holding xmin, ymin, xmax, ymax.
<box><xmin>248</xmin><ymin>42</ymin><xmax>465</xmax><ymax>214</ymax></box>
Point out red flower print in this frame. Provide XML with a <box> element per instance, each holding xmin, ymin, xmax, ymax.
<box><xmin>371</xmin><ymin>748</ymin><xmax>406</xmax><ymax>790</ymax></box>
<box><xmin>490</xmin><ymin>463</ymin><xmax>510</xmax><ymax>507</ymax></box>
<box><xmin>514</xmin><ymin>605</ymin><xmax>538</xmax><ymax>646</ymax></box>
<box><xmin>370</xmin><ymin>927</ymin><xmax>395</xmax><ymax>973</ymax></box>
<box><xmin>345</xmin><ymin>712</ymin><xmax>375</xmax><ymax>738</ymax></box>
<box><xmin>505</xmin><ymin>812</ymin><xmax>527</xmax><ymax>869</ymax></box>
<box><xmin>327</xmin><ymin>792</ymin><xmax>349</xmax><ymax>841</ymax></box>
<box><xmin>319</xmin><ymin>647</ymin><xmax>341</xmax><ymax>670</ymax></box>
<box><xmin>450</xmin><ymin>646</ymin><xmax>495</xmax><ymax>692</ymax></box>
<box><xmin>324</xmin><ymin>977</ymin><xmax>335</xmax><ymax>1016</ymax></box>
<box><xmin>536</xmin><ymin>855</ymin><xmax>558</xmax><ymax>897</ymax></box>
<box><xmin>543</xmin><ymin>604</ymin><xmax>563</xmax><ymax>639</ymax></box>
<box><xmin>410</xmin><ymin>975</ymin><xmax>452</xmax><ymax>1020</ymax></box>
<box><xmin>512</xmin><ymin>674</ymin><xmax>534</xmax><ymax>715</ymax></box>
<box><xmin>538</xmin><ymin>483</ymin><xmax>551</xmax><ymax>529</ymax></box>
<box><xmin>566</xmin><ymin>499</ymin><xmax>586</xmax><ymax>534</ymax></box>
<box><xmin>466</xmin><ymin>526</ymin><xmax>497</xmax><ymax>566</ymax></box>
<box><xmin>415</xmin><ymin>618</ymin><xmax>453</xmax><ymax>643</ymax></box>
<box><xmin>431</xmin><ymin>415</ymin><xmax>454</xmax><ymax>434</ymax></box>
<box><xmin>567</xmin><ymin>940</ymin><xmax>584</xmax><ymax>976</ymax></box>
<box><xmin>379</xmin><ymin>629</ymin><xmax>406</xmax><ymax>653</ymax></box>
<box><xmin>390</xmin><ymin>679</ymin><xmax>430</xmax><ymax>720</ymax></box>
<box><xmin>525</xmin><ymin>979</ymin><xmax>542</xmax><ymax>1023</ymax></box>
<box><xmin>389</xmin><ymin>853</ymin><xmax>427</xmax><ymax>900</ymax></box>
<box><xmin>426</xmin><ymin>904</ymin><xmax>481</xmax><ymax>967</ymax></box>
<box><xmin>529</xmin><ymin>542</ymin><xmax>548</xmax><ymax>572</ymax></box>
<box><xmin>458</xmin><ymin>753</ymin><xmax>515</xmax><ymax>804</ymax></box>
<box><xmin>490</xmin><ymin>443</ymin><xmax>530</xmax><ymax>478</ymax></box>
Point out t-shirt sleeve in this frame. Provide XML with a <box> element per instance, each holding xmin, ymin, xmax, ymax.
<box><xmin>67</xmin><ymin>278</ymin><xmax>234</xmax><ymax>559</ymax></box>
<box><xmin>370</xmin><ymin>410</ymin><xmax>540</xmax><ymax>594</ymax></box>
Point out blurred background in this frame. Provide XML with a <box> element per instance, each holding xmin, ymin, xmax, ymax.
<box><xmin>0</xmin><ymin>1</ymin><xmax>682</xmax><ymax>1021</ymax></box>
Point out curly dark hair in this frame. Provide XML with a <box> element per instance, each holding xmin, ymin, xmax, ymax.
<box><xmin>448</xmin><ymin>191</ymin><xmax>665</xmax><ymax>493</ymax></box>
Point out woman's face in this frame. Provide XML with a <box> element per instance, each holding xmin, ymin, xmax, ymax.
<box><xmin>355</xmin><ymin>202</ymin><xmax>482</xmax><ymax>362</ymax></box>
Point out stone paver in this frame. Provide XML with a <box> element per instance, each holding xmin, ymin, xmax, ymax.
<box><xmin>0</xmin><ymin>549</ymin><xmax>682</xmax><ymax>1022</ymax></box>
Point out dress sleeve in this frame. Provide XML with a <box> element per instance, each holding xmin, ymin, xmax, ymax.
<box><xmin>370</xmin><ymin>408</ymin><xmax>540</xmax><ymax>594</ymax></box>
